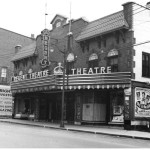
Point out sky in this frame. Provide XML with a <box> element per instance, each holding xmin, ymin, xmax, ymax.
<box><xmin>0</xmin><ymin>0</ymin><xmax>149</xmax><ymax>38</ymax></box>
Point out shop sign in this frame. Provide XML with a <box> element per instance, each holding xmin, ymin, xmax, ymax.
<box><xmin>11</xmin><ymin>66</ymin><xmax>111</xmax><ymax>82</ymax></box>
<box><xmin>71</xmin><ymin>66</ymin><xmax>111</xmax><ymax>75</ymax></box>
<box><xmin>12</xmin><ymin>70</ymin><xmax>49</xmax><ymax>82</ymax></box>
<box><xmin>135</xmin><ymin>87</ymin><xmax>150</xmax><ymax>117</ymax></box>
<box><xmin>40</xmin><ymin>29</ymin><xmax>51</xmax><ymax>68</ymax></box>
<box><xmin>0</xmin><ymin>85</ymin><xmax>12</xmax><ymax>117</ymax></box>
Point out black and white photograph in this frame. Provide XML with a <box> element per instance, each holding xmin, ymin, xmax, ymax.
<box><xmin>0</xmin><ymin>0</ymin><xmax>150</xmax><ymax>148</ymax></box>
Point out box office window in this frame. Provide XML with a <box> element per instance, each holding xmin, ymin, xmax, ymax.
<box><xmin>142</xmin><ymin>52</ymin><xmax>150</xmax><ymax>78</ymax></box>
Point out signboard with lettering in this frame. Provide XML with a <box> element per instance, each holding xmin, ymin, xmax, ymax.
<box><xmin>0</xmin><ymin>85</ymin><xmax>12</xmax><ymax>117</ymax></box>
<box><xmin>71</xmin><ymin>66</ymin><xmax>111</xmax><ymax>75</ymax></box>
<box><xmin>135</xmin><ymin>87</ymin><xmax>150</xmax><ymax>118</ymax></box>
<box><xmin>11</xmin><ymin>70</ymin><xmax>49</xmax><ymax>82</ymax></box>
<box><xmin>40</xmin><ymin>29</ymin><xmax>51</xmax><ymax>68</ymax></box>
<box><xmin>11</xmin><ymin>66</ymin><xmax>111</xmax><ymax>83</ymax></box>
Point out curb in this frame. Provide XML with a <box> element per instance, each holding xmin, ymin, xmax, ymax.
<box><xmin>67</xmin><ymin>128</ymin><xmax>150</xmax><ymax>140</ymax></box>
<box><xmin>0</xmin><ymin>120</ymin><xmax>150</xmax><ymax>141</ymax></box>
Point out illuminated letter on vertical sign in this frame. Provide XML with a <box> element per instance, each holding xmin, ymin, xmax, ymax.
<box><xmin>40</xmin><ymin>29</ymin><xmax>51</xmax><ymax>68</ymax></box>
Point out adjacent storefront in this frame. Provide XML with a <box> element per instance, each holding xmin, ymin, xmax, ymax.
<box><xmin>0</xmin><ymin>85</ymin><xmax>12</xmax><ymax>117</ymax></box>
<box><xmin>129</xmin><ymin>81</ymin><xmax>150</xmax><ymax>126</ymax></box>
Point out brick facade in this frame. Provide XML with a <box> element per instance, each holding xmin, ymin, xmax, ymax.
<box><xmin>0</xmin><ymin>28</ymin><xmax>34</xmax><ymax>85</ymax></box>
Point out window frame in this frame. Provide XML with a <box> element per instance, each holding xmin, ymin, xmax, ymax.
<box><xmin>1</xmin><ymin>67</ymin><xmax>7</xmax><ymax>78</ymax></box>
<box><xmin>142</xmin><ymin>52</ymin><xmax>150</xmax><ymax>78</ymax></box>
<box><xmin>88</xmin><ymin>53</ymin><xmax>99</xmax><ymax>68</ymax></box>
<box><xmin>108</xmin><ymin>56</ymin><xmax>118</xmax><ymax>72</ymax></box>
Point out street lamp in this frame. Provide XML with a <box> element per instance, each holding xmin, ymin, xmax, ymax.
<box><xmin>60</xmin><ymin>49</ymin><xmax>66</xmax><ymax>128</ymax></box>
<box><xmin>50</xmin><ymin>44</ymin><xmax>66</xmax><ymax>128</ymax></box>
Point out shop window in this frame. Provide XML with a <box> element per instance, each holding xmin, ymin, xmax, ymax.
<box><xmin>88</xmin><ymin>53</ymin><xmax>98</xmax><ymax>68</ymax></box>
<box><xmin>107</xmin><ymin>49</ymin><xmax>118</xmax><ymax>72</ymax></box>
<box><xmin>24</xmin><ymin>99</ymin><xmax>30</xmax><ymax>114</ymax></box>
<box><xmin>83</xmin><ymin>91</ymin><xmax>94</xmax><ymax>103</ymax></box>
<box><xmin>30</xmin><ymin>100</ymin><xmax>35</xmax><ymax>114</ymax></box>
<box><xmin>110</xmin><ymin>90</ymin><xmax>124</xmax><ymax>123</ymax></box>
<box><xmin>142</xmin><ymin>52</ymin><xmax>150</xmax><ymax>78</ymax></box>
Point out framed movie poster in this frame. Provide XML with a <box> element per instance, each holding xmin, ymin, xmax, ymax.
<box><xmin>135</xmin><ymin>87</ymin><xmax>150</xmax><ymax>117</ymax></box>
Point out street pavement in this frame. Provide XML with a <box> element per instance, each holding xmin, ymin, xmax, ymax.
<box><xmin>0</xmin><ymin>118</ymin><xmax>150</xmax><ymax>140</ymax></box>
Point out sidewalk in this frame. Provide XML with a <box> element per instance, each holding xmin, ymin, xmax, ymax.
<box><xmin>0</xmin><ymin>118</ymin><xmax>150</xmax><ymax>140</ymax></box>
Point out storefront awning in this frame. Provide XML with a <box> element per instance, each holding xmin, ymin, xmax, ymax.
<box><xmin>57</xmin><ymin>84</ymin><xmax>130</xmax><ymax>90</ymax></box>
<box><xmin>11</xmin><ymin>72</ymin><xmax>131</xmax><ymax>94</ymax></box>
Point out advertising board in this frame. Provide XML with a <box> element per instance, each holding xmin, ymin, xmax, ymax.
<box><xmin>0</xmin><ymin>85</ymin><xmax>12</xmax><ymax>117</ymax></box>
<box><xmin>135</xmin><ymin>87</ymin><xmax>150</xmax><ymax>118</ymax></box>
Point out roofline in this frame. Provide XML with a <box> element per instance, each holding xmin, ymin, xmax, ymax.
<box><xmin>88</xmin><ymin>10</ymin><xmax>123</xmax><ymax>25</ymax></box>
<box><xmin>0</xmin><ymin>27</ymin><xmax>35</xmax><ymax>40</ymax></box>
<box><xmin>76</xmin><ymin>26</ymin><xmax>129</xmax><ymax>42</ymax></box>
<box><xmin>50</xmin><ymin>14</ymin><xmax>68</xmax><ymax>24</ymax></box>
<box><xmin>62</xmin><ymin>17</ymin><xmax>89</xmax><ymax>27</ymax></box>
<box><xmin>48</xmin><ymin>17</ymin><xmax>88</xmax><ymax>33</ymax></box>
<box><xmin>122</xmin><ymin>1</ymin><xmax>134</xmax><ymax>6</ymax></box>
<box><xmin>11</xmin><ymin>53</ymin><xmax>37</xmax><ymax>62</ymax></box>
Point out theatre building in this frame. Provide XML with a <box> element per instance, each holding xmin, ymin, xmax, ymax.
<box><xmin>11</xmin><ymin>2</ymin><xmax>150</xmax><ymax>129</ymax></box>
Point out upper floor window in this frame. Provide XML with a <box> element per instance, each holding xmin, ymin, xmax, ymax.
<box><xmin>31</xmin><ymin>57</ymin><xmax>36</xmax><ymax>65</ymax></box>
<box><xmin>23</xmin><ymin>59</ymin><xmax>28</xmax><ymax>67</ymax></box>
<box><xmin>142</xmin><ymin>52</ymin><xmax>150</xmax><ymax>78</ymax></box>
<box><xmin>116</xmin><ymin>33</ymin><xmax>120</xmax><ymax>44</ymax></box>
<box><xmin>88</xmin><ymin>53</ymin><xmax>98</xmax><ymax>68</ymax></box>
<box><xmin>103</xmin><ymin>38</ymin><xmax>107</xmax><ymax>48</ymax></box>
<box><xmin>1</xmin><ymin>68</ymin><xmax>7</xmax><ymax>78</ymax></box>
<box><xmin>14</xmin><ymin>61</ymin><xmax>19</xmax><ymax>69</ymax></box>
<box><xmin>28</xmin><ymin>68</ymin><xmax>33</xmax><ymax>74</ymax></box>
<box><xmin>107</xmin><ymin>49</ymin><xmax>118</xmax><ymax>72</ymax></box>
<box><xmin>19</xmin><ymin>71</ymin><xmax>23</xmax><ymax>76</ymax></box>
<box><xmin>56</xmin><ymin>21</ymin><xmax>61</xmax><ymax>28</ymax></box>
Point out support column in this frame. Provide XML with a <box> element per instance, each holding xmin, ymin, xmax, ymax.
<box><xmin>124</xmin><ymin>87</ymin><xmax>132</xmax><ymax>130</ymax></box>
<box><xmin>12</xmin><ymin>96</ymin><xmax>15</xmax><ymax>118</ymax></box>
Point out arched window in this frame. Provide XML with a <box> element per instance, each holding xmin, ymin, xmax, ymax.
<box><xmin>107</xmin><ymin>49</ymin><xmax>118</xmax><ymax>72</ymax></box>
<box><xmin>88</xmin><ymin>53</ymin><xmax>98</xmax><ymax>68</ymax></box>
<box><xmin>28</xmin><ymin>68</ymin><xmax>33</xmax><ymax>74</ymax></box>
<box><xmin>19</xmin><ymin>70</ymin><xmax>23</xmax><ymax>76</ymax></box>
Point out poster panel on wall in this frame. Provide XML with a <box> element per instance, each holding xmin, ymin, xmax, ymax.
<box><xmin>135</xmin><ymin>87</ymin><xmax>150</xmax><ymax>118</ymax></box>
<box><xmin>0</xmin><ymin>85</ymin><xmax>12</xmax><ymax>117</ymax></box>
